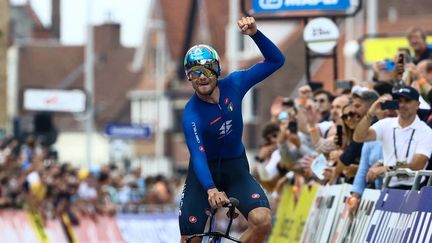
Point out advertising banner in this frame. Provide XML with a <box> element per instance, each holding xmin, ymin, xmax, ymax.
<box><xmin>404</xmin><ymin>186</ymin><xmax>432</xmax><ymax>243</ymax></box>
<box><xmin>117</xmin><ymin>213</ymin><xmax>180</xmax><ymax>243</ymax></box>
<box><xmin>72</xmin><ymin>215</ymin><xmax>124</xmax><ymax>243</ymax></box>
<box><xmin>350</xmin><ymin>189</ymin><xmax>381</xmax><ymax>243</ymax></box>
<box><xmin>365</xmin><ymin>188</ymin><xmax>409</xmax><ymax>242</ymax></box>
<box><xmin>28</xmin><ymin>211</ymin><xmax>68</xmax><ymax>243</ymax></box>
<box><xmin>301</xmin><ymin>184</ymin><xmax>346</xmax><ymax>243</ymax></box>
<box><xmin>0</xmin><ymin>210</ymin><xmax>40</xmax><ymax>243</ymax></box>
<box><xmin>269</xmin><ymin>184</ymin><xmax>319</xmax><ymax>243</ymax></box>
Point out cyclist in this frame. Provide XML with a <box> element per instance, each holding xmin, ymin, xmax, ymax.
<box><xmin>179</xmin><ymin>17</ymin><xmax>285</xmax><ymax>243</ymax></box>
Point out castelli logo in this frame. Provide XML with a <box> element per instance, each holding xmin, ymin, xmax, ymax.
<box><xmin>224</xmin><ymin>98</ymin><xmax>230</xmax><ymax>104</ymax></box>
<box><xmin>199</xmin><ymin>146</ymin><xmax>205</xmax><ymax>152</ymax></box>
<box><xmin>189</xmin><ymin>216</ymin><xmax>197</xmax><ymax>224</ymax></box>
<box><xmin>252</xmin><ymin>193</ymin><xmax>260</xmax><ymax>199</ymax></box>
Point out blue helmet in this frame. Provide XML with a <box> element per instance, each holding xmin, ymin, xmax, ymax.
<box><xmin>184</xmin><ymin>44</ymin><xmax>221</xmax><ymax>77</ymax></box>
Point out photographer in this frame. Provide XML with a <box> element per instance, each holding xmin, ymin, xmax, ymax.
<box><xmin>353</xmin><ymin>87</ymin><xmax>432</xmax><ymax>189</ymax></box>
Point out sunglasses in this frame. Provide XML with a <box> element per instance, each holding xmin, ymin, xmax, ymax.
<box><xmin>314</xmin><ymin>98</ymin><xmax>327</xmax><ymax>103</ymax></box>
<box><xmin>188</xmin><ymin>66</ymin><xmax>216</xmax><ymax>79</ymax></box>
<box><xmin>266</xmin><ymin>133</ymin><xmax>278</xmax><ymax>141</ymax></box>
<box><xmin>341</xmin><ymin>112</ymin><xmax>359</xmax><ymax>120</ymax></box>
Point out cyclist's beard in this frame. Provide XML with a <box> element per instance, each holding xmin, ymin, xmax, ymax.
<box><xmin>194</xmin><ymin>80</ymin><xmax>218</xmax><ymax>97</ymax></box>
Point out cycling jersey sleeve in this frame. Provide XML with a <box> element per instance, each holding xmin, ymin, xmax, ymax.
<box><xmin>182</xmin><ymin>115</ymin><xmax>216</xmax><ymax>190</ymax></box>
<box><xmin>230</xmin><ymin>30</ymin><xmax>285</xmax><ymax>96</ymax></box>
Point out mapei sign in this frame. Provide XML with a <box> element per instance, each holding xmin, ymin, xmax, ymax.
<box><xmin>253</xmin><ymin>0</ymin><xmax>351</xmax><ymax>13</ymax></box>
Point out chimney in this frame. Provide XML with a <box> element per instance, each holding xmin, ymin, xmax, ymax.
<box><xmin>51</xmin><ymin>0</ymin><xmax>61</xmax><ymax>39</ymax></box>
<box><xmin>94</xmin><ymin>23</ymin><xmax>121</xmax><ymax>53</ymax></box>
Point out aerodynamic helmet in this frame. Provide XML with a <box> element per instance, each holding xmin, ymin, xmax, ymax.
<box><xmin>184</xmin><ymin>44</ymin><xmax>221</xmax><ymax>77</ymax></box>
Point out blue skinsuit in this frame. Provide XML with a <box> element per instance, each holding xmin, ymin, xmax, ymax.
<box><xmin>182</xmin><ymin>30</ymin><xmax>285</xmax><ymax>190</ymax></box>
<box><xmin>179</xmin><ymin>30</ymin><xmax>285</xmax><ymax>235</ymax></box>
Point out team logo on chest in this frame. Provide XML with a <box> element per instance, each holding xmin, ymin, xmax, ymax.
<box><xmin>218</xmin><ymin>120</ymin><xmax>233</xmax><ymax>139</ymax></box>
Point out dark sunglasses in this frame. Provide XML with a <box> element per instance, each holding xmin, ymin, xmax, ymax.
<box><xmin>341</xmin><ymin>112</ymin><xmax>359</xmax><ymax>120</ymax></box>
<box><xmin>188</xmin><ymin>66</ymin><xmax>216</xmax><ymax>79</ymax></box>
<box><xmin>314</xmin><ymin>98</ymin><xmax>327</xmax><ymax>103</ymax></box>
<box><xmin>266</xmin><ymin>133</ymin><xmax>278</xmax><ymax>140</ymax></box>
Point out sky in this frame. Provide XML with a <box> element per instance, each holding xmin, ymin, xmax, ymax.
<box><xmin>10</xmin><ymin>0</ymin><xmax>150</xmax><ymax>47</ymax></box>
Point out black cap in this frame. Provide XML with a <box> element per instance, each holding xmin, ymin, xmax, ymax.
<box><xmin>392</xmin><ymin>86</ymin><xmax>419</xmax><ymax>101</ymax></box>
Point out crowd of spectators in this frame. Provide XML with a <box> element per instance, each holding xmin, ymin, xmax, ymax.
<box><xmin>252</xmin><ymin>26</ymin><xmax>432</xmax><ymax>220</ymax></box>
<box><xmin>0</xmin><ymin>134</ymin><xmax>182</xmax><ymax>225</ymax></box>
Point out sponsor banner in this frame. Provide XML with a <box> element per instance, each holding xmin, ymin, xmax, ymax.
<box><xmin>72</xmin><ymin>215</ymin><xmax>124</xmax><ymax>243</ymax></box>
<box><xmin>405</xmin><ymin>186</ymin><xmax>432</xmax><ymax>243</ymax></box>
<box><xmin>28</xmin><ymin>211</ymin><xmax>69</xmax><ymax>243</ymax></box>
<box><xmin>328</xmin><ymin>184</ymin><xmax>353</xmax><ymax>243</ymax></box>
<box><xmin>350</xmin><ymin>189</ymin><xmax>381</xmax><ymax>243</ymax></box>
<box><xmin>269</xmin><ymin>184</ymin><xmax>319</xmax><ymax>243</ymax></box>
<box><xmin>365</xmin><ymin>188</ymin><xmax>408</xmax><ymax>243</ymax></box>
<box><xmin>104</xmin><ymin>123</ymin><xmax>152</xmax><ymax>139</ymax></box>
<box><xmin>116</xmin><ymin>213</ymin><xmax>180</xmax><ymax>243</ymax></box>
<box><xmin>44</xmin><ymin>218</ymin><xmax>70</xmax><ymax>243</ymax></box>
<box><xmin>0</xmin><ymin>210</ymin><xmax>40</xmax><ymax>242</ymax></box>
<box><xmin>301</xmin><ymin>184</ymin><xmax>346</xmax><ymax>243</ymax></box>
<box><xmin>252</xmin><ymin>0</ymin><xmax>351</xmax><ymax>13</ymax></box>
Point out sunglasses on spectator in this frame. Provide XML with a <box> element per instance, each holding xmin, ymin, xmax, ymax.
<box><xmin>314</xmin><ymin>98</ymin><xmax>327</xmax><ymax>103</ymax></box>
<box><xmin>266</xmin><ymin>133</ymin><xmax>278</xmax><ymax>141</ymax></box>
<box><xmin>188</xmin><ymin>66</ymin><xmax>216</xmax><ymax>79</ymax></box>
<box><xmin>341</xmin><ymin>112</ymin><xmax>359</xmax><ymax>120</ymax></box>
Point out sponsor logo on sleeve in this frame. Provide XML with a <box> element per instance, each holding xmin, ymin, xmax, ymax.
<box><xmin>191</xmin><ymin>122</ymin><xmax>200</xmax><ymax>144</ymax></box>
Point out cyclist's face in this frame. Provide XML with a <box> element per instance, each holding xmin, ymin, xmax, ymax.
<box><xmin>188</xmin><ymin>67</ymin><xmax>218</xmax><ymax>96</ymax></box>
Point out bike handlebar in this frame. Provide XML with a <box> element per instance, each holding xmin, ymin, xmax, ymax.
<box><xmin>224</xmin><ymin>197</ymin><xmax>239</xmax><ymax>208</ymax></box>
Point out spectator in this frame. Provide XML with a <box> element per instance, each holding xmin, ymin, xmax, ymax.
<box><xmin>351</xmin><ymin>87</ymin><xmax>380</xmax><ymax>118</ymax></box>
<box><xmin>309</xmin><ymin>95</ymin><xmax>350</xmax><ymax>155</ymax></box>
<box><xmin>329</xmin><ymin>103</ymin><xmax>362</xmax><ymax>184</ymax></box>
<box><xmin>406</xmin><ymin>27</ymin><xmax>432</xmax><ymax>65</ymax></box>
<box><xmin>354</xmin><ymin>86</ymin><xmax>432</xmax><ymax>189</ymax></box>
<box><xmin>347</xmin><ymin>94</ymin><xmax>395</xmax><ymax>220</ymax></box>
<box><xmin>252</xmin><ymin>122</ymin><xmax>281</xmax><ymax>191</ymax></box>
<box><xmin>313</xmin><ymin>89</ymin><xmax>334</xmax><ymax>122</ymax></box>
<box><xmin>328</xmin><ymin>88</ymin><xmax>379</xmax><ymax>183</ymax></box>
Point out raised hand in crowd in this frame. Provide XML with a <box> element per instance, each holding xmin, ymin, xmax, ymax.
<box><xmin>270</xmin><ymin>96</ymin><xmax>285</xmax><ymax>122</ymax></box>
<box><xmin>297</xmin><ymin>99</ymin><xmax>320</xmax><ymax>134</ymax></box>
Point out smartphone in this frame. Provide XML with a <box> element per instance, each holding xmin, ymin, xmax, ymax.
<box><xmin>336</xmin><ymin>80</ymin><xmax>354</xmax><ymax>90</ymax></box>
<box><xmin>381</xmin><ymin>100</ymin><xmax>399</xmax><ymax>110</ymax></box>
<box><xmin>282</xmin><ymin>98</ymin><xmax>294</xmax><ymax>107</ymax></box>
<box><xmin>288</xmin><ymin>121</ymin><xmax>298</xmax><ymax>133</ymax></box>
<box><xmin>397</xmin><ymin>53</ymin><xmax>404</xmax><ymax>65</ymax></box>
<box><xmin>336</xmin><ymin>125</ymin><xmax>343</xmax><ymax>146</ymax></box>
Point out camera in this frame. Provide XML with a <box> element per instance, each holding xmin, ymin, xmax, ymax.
<box><xmin>381</xmin><ymin>100</ymin><xmax>399</xmax><ymax>110</ymax></box>
<box><xmin>282</xmin><ymin>98</ymin><xmax>294</xmax><ymax>107</ymax></box>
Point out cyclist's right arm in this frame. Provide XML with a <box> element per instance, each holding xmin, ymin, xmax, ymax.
<box><xmin>182</xmin><ymin>114</ymin><xmax>216</xmax><ymax>191</ymax></box>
